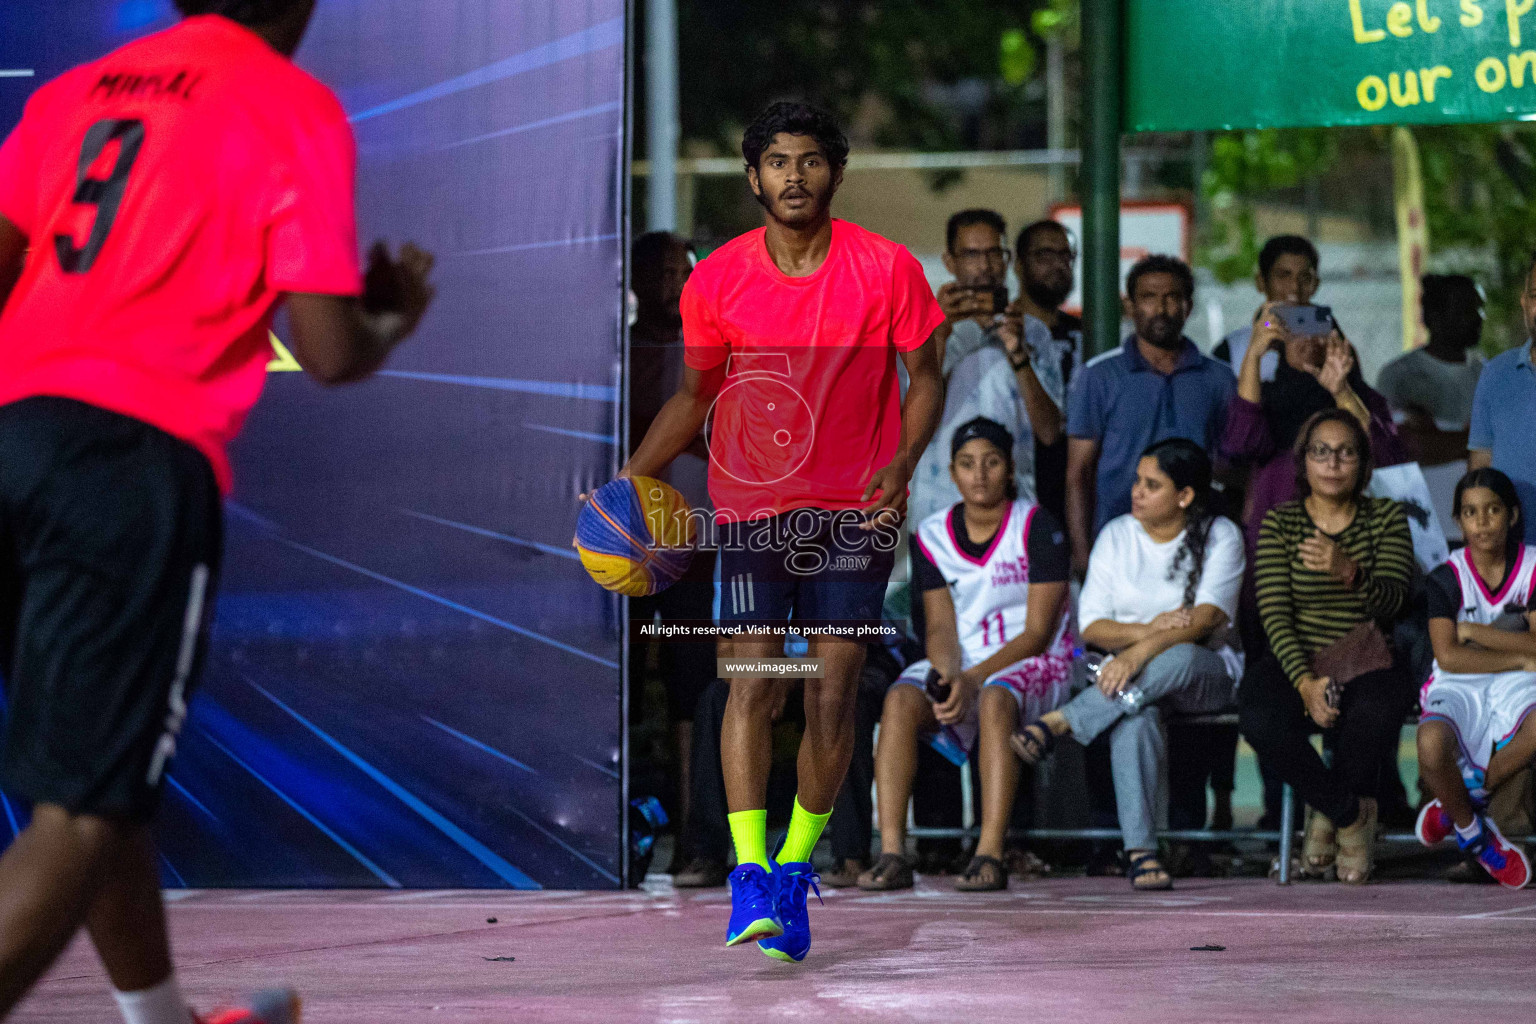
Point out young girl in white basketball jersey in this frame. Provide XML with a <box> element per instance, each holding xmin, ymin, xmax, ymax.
<box><xmin>1416</xmin><ymin>468</ymin><xmax>1536</xmax><ymax>888</ymax></box>
<box><xmin>857</xmin><ymin>417</ymin><xmax>1073</xmax><ymax>892</ymax></box>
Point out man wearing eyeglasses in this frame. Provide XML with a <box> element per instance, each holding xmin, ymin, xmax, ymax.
<box><xmin>1011</xmin><ymin>219</ymin><xmax>1083</xmax><ymax>526</ymax></box>
<box><xmin>933</xmin><ymin>209</ymin><xmax>1014</xmax><ymax>372</ymax></box>
<box><xmin>908</xmin><ymin>210</ymin><xmax>1064</xmax><ymax>530</ymax></box>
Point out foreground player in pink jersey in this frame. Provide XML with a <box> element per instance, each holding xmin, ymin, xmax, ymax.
<box><xmin>0</xmin><ymin>2</ymin><xmax>433</xmax><ymax>1020</ymax></box>
<box><xmin>622</xmin><ymin>101</ymin><xmax>945</xmax><ymax>961</ymax></box>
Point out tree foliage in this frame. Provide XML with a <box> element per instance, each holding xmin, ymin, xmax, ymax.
<box><xmin>1199</xmin><ymin>129</ymin><xmax>1338</xmax><ymax>284</ymax></box>
<box><xmin>1202</xmin><ymin>124</ymin><xmax>1535</xmax><ymax>348</ymax></box>
<box><xmin>1416</xmin><ymin>126</ymin><xmax>1536</xmax><ymax>344</ymax></box>
<box><xmin>669</xmin><ymin>0</ymin><xmax>1055</xmax><ymax>155</ymax></box>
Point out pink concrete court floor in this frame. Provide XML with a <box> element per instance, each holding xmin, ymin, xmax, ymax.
<box><xmin>15</xmin><ymin>877</ymin><xmax>1536</xmax><ymax>1023</ymax></box>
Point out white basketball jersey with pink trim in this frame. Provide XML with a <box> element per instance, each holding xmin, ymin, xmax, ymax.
<box><xmin>912</xmin><ymin>498</ymin><xmax>1069</xmax><ymax>668</ymax></box>
<box><xmin>1444</xmin><ymin>545</ymin><xmax>1536</xmax><ymax>631</ymax></box>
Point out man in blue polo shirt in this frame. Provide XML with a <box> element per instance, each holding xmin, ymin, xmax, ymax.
<box><xmin>1065</xmin><ymin>255</ymin><xmax>1236</xmax><ymax>574</ymax></box>
<box><xmin>1468</xmin><ymin>256</ymin><xmax>1536</xmax><ymax>542</ymax></box>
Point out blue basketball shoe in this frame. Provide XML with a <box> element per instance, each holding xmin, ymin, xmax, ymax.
<box><xmin>725</xmin><ymin>863</ymin><xmax>783</xmax><ymax>946</ymax></box>
<box><xmin>757</xmin><ymin>860</ymin><xmax>822</xmax><ymax>962</ymax></box>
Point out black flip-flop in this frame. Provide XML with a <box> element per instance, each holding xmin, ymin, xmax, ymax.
<box><xmin>857</xmin><ymin>852</ymin><xmax>915</xmax><ymax>891</ymax></box>
<box><xmin>954</xmin><ymin>854</ymin><xmax>1008</xmax><ymax>891</ymax></box>
<box><xmin>1010</xmin><ymin>720</ymin><xmax>1057</xmax><ymax>766</ymax></box>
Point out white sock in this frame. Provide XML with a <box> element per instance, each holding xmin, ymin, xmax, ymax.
<box><xmin>113</xmin><ymin>976</ymin><xmax>194</xmax><ymax>1024</ymax></box>
<box><xmin>1454</xmin><ymin>817</ymin><xmax>1484</xmax><ymax>843</ymax></box>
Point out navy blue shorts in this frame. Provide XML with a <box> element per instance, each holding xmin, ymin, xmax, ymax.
<box><xmin>715</xmin><ymin>509</ymin><xmax>897</xmax><ymax>630</ymax></box>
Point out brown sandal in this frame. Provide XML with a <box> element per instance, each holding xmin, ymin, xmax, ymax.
<box><xmin>1335</xmin><ymin>797</ymin><xmax>1379</xmax><ymax>885</ymax></box>
<box><xmin>857</xmin><ymin>852</ymin><xmax>915</xmax><ymax>891</ymax></box>
<box><xmin>954</xmin><ymin>854</ymin><xmax>1008</xmax><ymax>891</ymax></box>
<box><xmin>1300</xmin><ymin>808</ymin><xmax>1337</xmax><ymax>879</ymax></box>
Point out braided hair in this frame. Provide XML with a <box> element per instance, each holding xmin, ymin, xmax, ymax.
<box><xmin>1140</xmin><ymin>438</ymin><xmax>1216</xmax><ymax>609</ymax></box>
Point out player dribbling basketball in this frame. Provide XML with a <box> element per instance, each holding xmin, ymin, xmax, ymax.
<box><xmin>621</xmin><ymin>101</ymin><xmax>945</xmax><ymax>962</ymax></box>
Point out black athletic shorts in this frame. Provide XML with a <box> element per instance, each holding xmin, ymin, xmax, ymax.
<box><xmin>716</xmin><ymin>508</ymin><xmax>897</xmax><ymax>631</ymax></box>
<box><xmin>0</xmin><ymin>397</ymin><xmax>222</xmax><ymax>821</ymax></box>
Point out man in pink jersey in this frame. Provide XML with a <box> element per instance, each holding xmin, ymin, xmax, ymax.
<box><xmin>622</xmin><ymin>101</ymin><xmax>945</xmax><ymax>961</ymax></box>
<box><xmin>0</xmin><ymin>2</ymin><xmax>433</xmax><ymax>1021</ymax></box>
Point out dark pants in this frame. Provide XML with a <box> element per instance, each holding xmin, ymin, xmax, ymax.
<box><xmin>681</xmin><ymin>650</ymin><xmax>891</xmax><ymax>864</ymax></box>
<box><xmin>1168</xmin><ymin>721</ymin><xmax>1239</xmax><ymax>830</ymax></box>
<box><xmin>1238</xmin><ymin>653</ymin><xmax>1413</xmax><ymax>826</ymax></box>
<box><xmin>629</xmin><ymin>548</ymin><xmax>718</xmax><ymax>725</ymax></box>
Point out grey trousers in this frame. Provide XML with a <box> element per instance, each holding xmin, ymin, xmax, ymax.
<box><xmin>1058</xmin><ymin>644</ymin><xmax>1236</xmax><ymax>852</ymax></box>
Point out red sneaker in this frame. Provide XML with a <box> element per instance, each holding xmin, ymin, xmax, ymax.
<box><xmin>1415</xmin><ymin>799</ymin><xmax>1453</xmax><ymax>847</ymax></box>
<box><xmin>198</xmin><ymin>989</ymin><xmax>301</xmax><ymax>1024</ymax></box>
<box><xmin>1459</xmin><ymin>818</ymin><xmax>1532</xmax><ymax>891</ymax></box>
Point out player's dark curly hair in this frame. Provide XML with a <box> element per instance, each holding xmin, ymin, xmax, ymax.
<box><xmin>1141</xmin><ymin>437</ymin><xmax>1215</xmax><ymax>610</ymax></box>
<box><xmin>741</xmin><ymin>101</ymin><xmax>849</xmax><ymax>171</ymax></box>
<box><xmin>174</xmin><ymin>0</ymin><xmax>310</xmax><ymax>24</ymax></box>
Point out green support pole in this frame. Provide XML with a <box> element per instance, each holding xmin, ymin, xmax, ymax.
<box><xmin>1082</xmin><ymin>0</ymin><xmax>1122</xmax><ymax>358</ymax></box>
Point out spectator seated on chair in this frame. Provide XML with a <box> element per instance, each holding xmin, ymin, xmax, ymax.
<box><xmin>860</xmin><ymin>418</ymin><xmax>1073</xmax><ymax>893</ymax></box>
<box><xmin>1237</xmin><ymin>409</ymin><xmax>1415</xmax><ymax>886</ymax></box>
<box><xmin>1012</xmin><ymin>438</ymin><xmax>1244</xmax><ymax>891</ymax></box>
<box><xmin>1415</xmin><ymin>468</ymin><xmax>1536</xmax><ymax>890</ymax></box>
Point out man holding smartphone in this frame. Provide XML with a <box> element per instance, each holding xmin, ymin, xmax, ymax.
<box><xmin>909</xmin><ymin>210</ymin><xmax>1065</xmax><ymax>531</ymax></box>
<box><xmin>933</xmin><ymin>209</ymin><xmax>1013</xmax><ymax>373</ymax></box>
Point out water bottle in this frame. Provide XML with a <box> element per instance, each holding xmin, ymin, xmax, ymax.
<box><xmin>1078</xmin><ymin>647</ymin><xmax>1108</xmax><ymax>685</ymax></box>
<box><xmin>1076</xmin><ymin>646</ymin><xmax>1141</xmax><ymax>712</ymax></box>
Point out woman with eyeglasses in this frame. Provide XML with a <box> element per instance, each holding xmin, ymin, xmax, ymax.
<box><xmin>1221</xmin><ymin>306</ymin><xmax>1409</xmax><ymax>834</ymax></box>
<box><xmin>1223</xmin><ymin>308</ymin><xmax>1406</xmax><ymax>636</ymax></box>
<box><xmin>1237</xmin><ymin>409</ymin><xmax>1415</xmax><ymax>884</ymax></box>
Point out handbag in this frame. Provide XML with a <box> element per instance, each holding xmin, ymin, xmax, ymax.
<box><xmin>1311</xmin><ymin>621</ymin><xmax>1394</xmax><ymax>709</ymax></box>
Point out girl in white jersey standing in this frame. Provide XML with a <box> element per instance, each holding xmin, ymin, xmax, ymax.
<box><xmin>1012</xmin><ymin>438</ymin><xmax>1245</xmax><ymax>890</ymax></box>
<box><xmin>858</xmin><ymin>417</ymin><xmax>1073</xmax><ymax>892</ymax></box>
<box><xmin>1415</xmin><ymin>468</ymin><xmax>1536</xmax><ymax>888</ymax></box>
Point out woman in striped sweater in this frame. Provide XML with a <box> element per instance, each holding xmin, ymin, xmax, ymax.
<box><xmin>1238</xmin><ymin>408</ymin><xmax>1415</xmax><ymax>884</ymax></box>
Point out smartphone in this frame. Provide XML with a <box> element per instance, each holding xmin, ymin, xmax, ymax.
<box><xmin>990</xmin><ymin>286</ymin><xmax>1010</xmax><ymax>315</ymax></box>
<box><xmin>971</xmin><ymin>285</ymin><xmax>1010</xmax><ymax>316</ymax></box>
<box><xmin>924</xmin><ymin>666</ymin><xmax>952</xmax><ymax>703</ymax></box>
<box><xmin>1276</xmin><ymin>303</ymin><xmax>1334</xmax><ymax>338</ymax></box>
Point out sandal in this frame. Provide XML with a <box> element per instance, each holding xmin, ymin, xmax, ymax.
<box><xmin>954</xmin><ymin>854</ymin><xmax>1008</xmax><ymax>892</ymax></box>
<box><xmin>1009</xmin><ymin>719</ymin><xmax>1057</xmax><ymax>766</ymax></box>
<box><xmin>1003</xmin><ymin>847</ymin><xmax>1051</xmax><ymax>880</ymax></box>
<box><xmin>1127</xmin><ymin>850</ymin><xmax>1173</xmax><ymax>891</ymax></box>
<box><xmin>1301</xmin><ymin>808</ymin><xmax>1338</xmax><ymax>879</ymax></box>
<box><xmin>856</xmin><ymin>852</ymin><xmax>915</xmax><ymax>891</ymax></box>
<box><xmin>822</xmin><ymin>857</ymin><xmax>869</xmax><ymax>889</ymax></box>
<box><xmin>1335</xmin><ymin>797</ymin><xmax>1379</xmax><ymax>885</ymax></box>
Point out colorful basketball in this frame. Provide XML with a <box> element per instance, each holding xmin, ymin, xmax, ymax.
<box><xmin>576</xmin><ymin>476</ymin><xmax>697</xmax><ymax>596</ymax></box>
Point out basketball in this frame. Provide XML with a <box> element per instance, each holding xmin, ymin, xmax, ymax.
<box><xmin>576</xmin><ymin>476</ymin><xmax>697</xmax><ymax>596</ymax></box>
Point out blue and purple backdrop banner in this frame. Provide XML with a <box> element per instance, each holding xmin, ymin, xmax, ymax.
<box><xmin>0</xmin><ymin>1</ymin><xmax>628</xmax><ymax>888</ymax></box>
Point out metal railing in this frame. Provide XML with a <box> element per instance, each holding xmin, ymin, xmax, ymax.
<box><xmin>890</xmin><ymin>712</ymin><xmax>1531</xmax><ymax>885</ymax></box>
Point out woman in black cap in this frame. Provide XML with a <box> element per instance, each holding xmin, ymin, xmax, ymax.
<box><xmin>859</xmin><ymin>417</ymin><xmax>1074</xmax><ymax>892</ymax></box>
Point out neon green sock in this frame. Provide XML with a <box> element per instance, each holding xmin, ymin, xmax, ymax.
<box><xmin>779</xmin><ymin>798</ymin><xmax>832</xmax><ymax>865</ymax></box>
<box><xmin>728</xmin><ymin>810</ymin><xmax>770</xmax><ymax>870</ymax></box>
